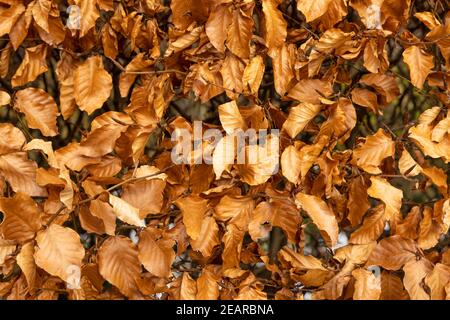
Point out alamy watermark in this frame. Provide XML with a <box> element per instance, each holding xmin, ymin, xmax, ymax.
<box><xmin>170</xmin><ymin>121</ymin><xmax>280</xmax><ymax>173</ymax></box>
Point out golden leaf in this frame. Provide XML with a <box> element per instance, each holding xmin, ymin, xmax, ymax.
<box><xmin>367</xmin><ymin>176</ymin><xmax>403</xmax><ymax>223</ymax></box>
<box><xmin>403</xmin><ymin>259</ymin><xmax>433</xmax><ymax>300</ymax></box>
<box><xmin>350</xmin><ymin>205</ymin><xmax>385</xmax><ymax>245</ymax></box>
<box><xmin>14</xmin><ymin>87</ymin><xmax>58</xmax><ymax>136</ymax></box>
<box><xmin>121</xmin><ymin>179</ymin><xmax>166</xmax><ymax>218</ymax></box>
<box><xmin>352</xmin><ymin>268</ymin><xmax>381</xmax><ymax>300</ymax></box>
<box><xmin>279</xmin><ymin>247</ymin><xmax>327</xmax><ymax>270</ymax></box>
<box><xmin>109</xmin><ymin>194</ymin><xmax>146</xmax><ymax>227</ymax></box>
<box><xmin>242</xmin><ymin>55</ymin><xmax>265</xmax><ymax>95</ymax></box>
<box><xmin>0</xmin><ymin>123</ymin><xmax>26</xmax><ymax>155</ymax></box>
<box><xmin>425</xmin><ymin>263</ymin><xmax>450</xmax><ymax>300</ymax></box>
<box><xmin>271</xmin><ymin>43</ymin><xmax>295</xmax><ymax>96</ymax></box>
<box><xmin>138</xmin><ymin>227</ymin><xmax>175</xmax><ymax>278</ymax></box>
<box><xmin>380</xmin><ymin>271</ymin><xmax>409</xmax><ymax>300</ymax></box>
<box><xmin>0</xmin><ymin>192</ymin><xmax>42</xmax><ymax>243</ymax></box>
<box><xmin>34</xmin><ymin>224</ymin><xmax>85</xmax><ymax>283</ymax></box>
<box><xmin>297</xmin><ymin>0</ymin><xmax>333</xmax><ymax>22</ymax></box>
<box><xmin>352</xmin><ymin>129</ymin><xmax>395</xmax><ymax>174</ymax></box>
<box><xmin>366</xmin><ymin>235</ymin><xmax>417</xmax><ymax>270</ymax></box>
<box><xmin>295</xmin><ymin>192</ymin><xmax>339</xmax><ymax>246</ymax></box>
<box><xmin>205</xmin><ymin>4</ymin><xmax>232</xmax><ymax>52</ymax></box>
<box><xmin>11</xmin><ymin>44</ymin><xmax>48</xmax><ymax>87</ymax></box>
<box><xmin>180</xmin><ymin>272</ymin><xmax>197</xmax><ymax>300</ymax></box>
<box><xmin>196</xmin><ymin>266</ymin><xmax>220</xmax><ymax>300</ymax></box>
<box><xmin>0</xmin><ymin>238</ymin><xmax>16</xmax><ymax>265</ymax></box>
<box><xmin>226</xmin><ymin>5</ymin><xmax>254</xmax><ymax>59</ymax></box>
<box><xmin>98</xmin><ymin>236</ymin><xmax>141</xmax><ymax>298</ymax></box>
<box><xmin>282</xmin><ymin>103</ymin><xmax>322</xmax><ymax>139</ymax></box>
<box><xmin>0</xmin><ymin>90</ymin><xmax>10</xmax><ymax>106</ymax></box>
<box><xmin>175</xmin><ymin>195</ymin><xmax>208</xmax><ymax>240</ymax></box>
<box><xmin>262</xmin><ymin>0</ymin><xmax>287</xmax><ymax>55</ymax></box>
<box><xmin>288</xmin><ymin>79</ymin><xmax>333</xmax><ymax>104</ymax></box>
<box><xmin>218</xmin><ymin>101</ymin><xmax>246</xmax><ymax>135</ymax></box>
<box><xmin>79</xmin><ymin>0</ymin><xmax>100</xmax><ymax>37</ymax></box>
<box><xmin>280</xmin><ymin>145</ymin><xmax>302</xmax><ymax>184</ymax></box>
<box><xmin>347</xmin><ymin>176</ymin><xmax>370</xmax><ymax>227</ymax></box>
<box><xmin>73</xmin><ymin>55</ymin><xmax>112</xmax><ymax>114</ymax></box>
<box><xmin>16</xmin><ymin>242</ymin><xmax>36</xmax><ymax>292</ymax></box>
<box><xmin>190</xmin><ymin>216</ymin><xmax>220</xmax><ymax>258</ymax></box>
<box><xmin>403</xmin><ymin>46</ymin><xmax>434</xmax><ymax>89</ymax></box>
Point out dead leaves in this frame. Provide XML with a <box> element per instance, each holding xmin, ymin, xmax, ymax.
<box><xmin>73</xmin><ymin>55</ymin><xmax>112</xmax><ymax>114</ymax></box>
<box><xmin>0</xmin><ymin>193</ymin><xmax>42</xmax><ymax>242</ymax></box>
<box><xmin>98</xmin><ymin>236</ymin><xmax>140</xmax><ymax>298</ymax></box>
<box><xmin>295</xmin><ymin>192</ymin><xmax>339</xmax><ymax>246</ymax></box>
<box><xmin>138</xmin><ymin>228</ymin><xmax>175</xmax><ymax>278</ymax></box>
<box><xmin>14</xmin><ymin>87</ymin><xmax>59</xmax><ymax>136</ymax></box>
<box><xmin>34</xmin><ymin>224</ymin><xmax>84</xmax><ymax>285</ymax></box>
<box><xmin>0</xmin><ymin>0</ymin><xmax>448</xmax><ymax>302</ymax></box>
<box><xmin>352</xmin><ymin>129</ymin><xmax>395</xmax><ymax>174</ymax></box>
<box><xmin>403</xmin><ymin>46</ymin><xmax>434</xmax><ymax>89</ymax></box>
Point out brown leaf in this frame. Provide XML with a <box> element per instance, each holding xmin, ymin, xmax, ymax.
<box><xmin>11</xmin><ymin>44</ymin><xmax>48</xmax><ymax>87</ymax></box>
<box><xmin>282</xmin><ymin>103</ymin><xmax>322</xmax><ymax>139</ymax></box>
<box><xmin>79</xmin><ymin>0</ymin><xmax>100</xmax><ymax>37</ymax></box>
<box><xmin>0</xmin><ymin>152</ymin><xmax>47</xmax><ymax>197</ymax></box>
<box><xmin>242</xmin><ymin>55</ymin><xmax>265</xmax><ymax>95</ymax></box>
<box><xmin>425</xmin><ymin>263</ymin><xmax>450</xmax><ymax>300</ymax></box>
<box><xmin>0</xmin><ymin>193</ymin><xmax>42</xmax><ymax>242</ymax></box>
<box><xmin>34</xmin><ymin>224</ymin><xmax>85</xmax><ymax>284</ymax></box>
<box><xmin>196</xmin><ymin>266</ymin><xmax>220</xmax><ymax>300</ymax></box>
<box><xmin>138</xmin><ymin>227</ymin><xmax>175</xmax><ymax>278</ymax></box>
<box><xmin>351</xmin><ymin>88</ymin><xmax>379</xmax><ymax>113</ymax></box>
<box><xmin>98</xmin><ymin>236</ymin><xmax>141</xmax><ymax>298</ymax></box>
<box><xmin>271</xmin><ymin>43</ymin><xmax>295</xmax><ymax>96</ymax></box>
<box><xmin>295</xmin><ymin>192</ymin><xmax>339</xmax><ymax>246</ymax></box>
<box><xmin>89</xmin><ymin>199</ymin><xmax>116</xmax><ymax>236</ymax></box>
<box><xmin>121</xmin><ymin>179</ymin><xmax>166</xmax><ymax>218</ymax></box>
<box><xmin>16</xmin><ymin>242</ymin><xmax>36</xmax><ymax>291</ymax></box>
<box><xmin>403</xmin><ymin>46</ymin><xmax>434</xmax><ymax>89</ymax></box>
<box><xmin>347</xmin><ymin>176</ymin><xmax>370</xmax><ymax>227</ymax></box>
<box><xmin>403</xmin><ymin>259</ymin><xmax>433</xmax><ymax>300</ymax></box>
<box><xmin>288</xmin><ymin>79</ymin><xmax>333</xmax><ymax>104</ymax></box>
<box><xmin>350</xmin><ymin>205</ymin><xmax>385</xmax><ymax>245</ymax></box>
<box><xmin>262</xmin><ymin>0</ymin><xmax>287</xmax><ymax>55</ymax></box>
<box><xmin>352</xmin><ymin>129</ymin><xmax>395</xmax><ymax>174</ymax></box>
<box><xmin>367</xmin><ymin>176</ymin><xmax>403</xmax><ymax>223</ymax></box>
<box><xmin>366</xmin><ymin>235</ymin><xmax>417</xmax><ymax>270</ymax></box>
<box><xmin>0</xmin><ymin>90</ymin><xmax>10</xmax><ymax>106</ymax></box>
<box><xmin>73</xmin><ymin>55</ymin><xmax>112</xmax><ymax>114</ymax></box>
<box><xmin>220</xmin><ymin>53</ymin><xmax>244</xmax><ymax>99</ymax></box>
<box><xmin>0</xmin><ymin>238</ymin><xmax>16</xmax><ymax>265</ymax></box>
<box><xmin>190</xmin><ymin>216</ymin><xmax>220</xmax><ymax>258</ymax></box>
<box><xmin>352</xmin><ymin>268</ymin><xmax>381</xmax><ymax>300</ymax></box>
<box><xmin>0</xmin><ymin>123</ymin><xmax>26</xmax><ymax>155</ymax></box>
<box><xmin>0</xmin><ymin>2</ymin><xmax>25</xmax><ymax>37</ymax></box>
<box><xmin>180</xmin><ymin>272</ymin><xmax>197</xmax><ymax>299</ymax></box>
<box><xmin>14</xmin><ymin>87</ymin><xmax>59</xmax><ymax>136</ymax></box>
<box><xmin>205</xmin><ymin>4</ymin><xmax>232</xmax><ymax>52</ymax></box>
<box><xmin>280</xmin><ymin>145</ymin><xmax>302</xmax><ymax>184</ymax></box>
<box><xmin>175</xmin><ymin>195</ymin><xmax>208</xmax><ymax>240</ymax></box>
<box><xmin>279</xmin><ymin>247</ymin><xmax>327</xmax><ymax>270</ymax></box>
<box><xmin>218</xmin><ymin>101</ymin><xmax>246</xmax><ymax>135</ymax></box>
<box><xmin>109</xmin><ymin>194</ymin><xmax>146</xmax><ymax>227</ymax></box>
<box><xmin>297</xmin><ymin>0</ymin><xmax>333</xmax><ymax>22</ymax></box>
<box><xmin>380</xmin><ymin>271</ymin><xmax>409</xmax><ymax>300</ymax></box>
<box><xmin>226</xmin><ymin>5</ymin><xmax>254</xmax><ymax>59</ymax></box>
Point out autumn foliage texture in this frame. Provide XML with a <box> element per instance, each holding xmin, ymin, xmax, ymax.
<box><xmin>0</xmin><ymin>0</ymin><xmax>449</xmax><ymax>301</ymax></box>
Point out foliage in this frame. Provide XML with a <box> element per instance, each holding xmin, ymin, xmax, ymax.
<box><xmin>0</xmin><ymin>0</ymin><xmax>449</xmax><ymax>300</ymax></box>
